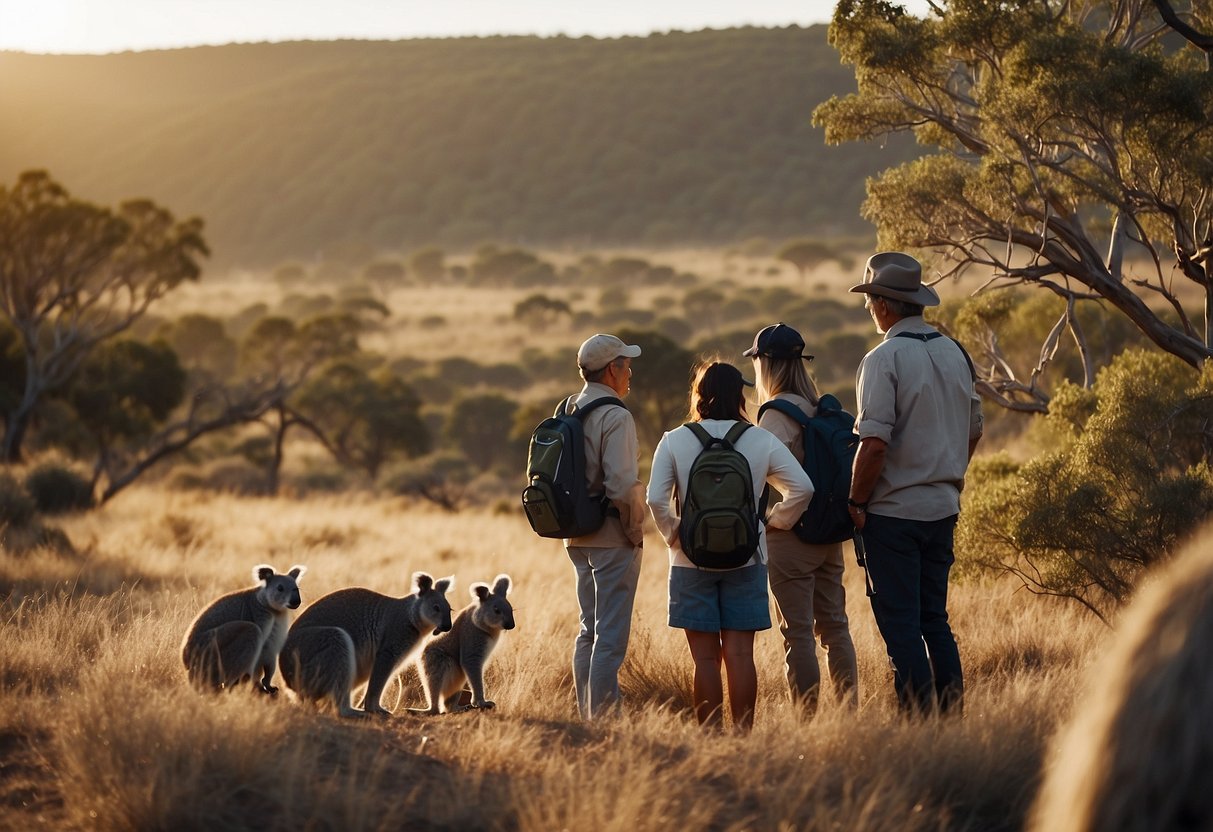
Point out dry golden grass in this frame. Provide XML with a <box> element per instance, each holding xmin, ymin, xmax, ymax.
<box><xmin>0</xmin><ymin>486</ymin><xmax>1116</xmax><ymax>831</ymax></box>
<box><xmin>3</xmin><ymin>243</ymin><xmax>1192</xmax><ymax>830</ymax></box>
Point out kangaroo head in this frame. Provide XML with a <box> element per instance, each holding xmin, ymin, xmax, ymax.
<box><xmin>472</xmin><ymin>573</ymin><xmax>515</xmax><ymax>631</ymax></box>
<box><xmin>254</xmin><ymin>564</ymin><xmax>307</xmax><ymax>612</ymax></box>
<box><xmin>413</xmin><ymin>572</ymin><xmax>455</xmax><ymax>635</ymax></box>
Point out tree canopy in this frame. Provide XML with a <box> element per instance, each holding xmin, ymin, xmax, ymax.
<box><xmin>814</xmin><ymin>0</ymin><xmax>1213</xmax><ymax>409</ymax></box>
<box><xmin>0</xmin><ymin>171</ymin><xmax>207</xmax><ymax>461</ymax></box>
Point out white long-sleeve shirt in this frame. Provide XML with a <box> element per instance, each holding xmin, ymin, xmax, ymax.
<box><xmin>646</xmin><ymin>419</ymin><xmax>814</xmax><ymax>569</ymax></box>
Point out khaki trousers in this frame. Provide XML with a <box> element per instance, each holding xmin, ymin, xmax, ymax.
<box><xmin>767</xmin><ymin>529</ymin><xmax>858</xmax><ymax>710</ymax></box>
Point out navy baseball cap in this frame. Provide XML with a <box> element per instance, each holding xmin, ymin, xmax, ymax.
<box><xmin>742</xmin><ymin>323</ymin><xmax>814</xmax><ymax>362</ymax></box>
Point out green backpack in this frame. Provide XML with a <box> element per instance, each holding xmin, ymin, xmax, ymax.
<box><xmin>678</xmin><ymin>422</ymin><xmax>760</xmax><ymax>569</ymax></box>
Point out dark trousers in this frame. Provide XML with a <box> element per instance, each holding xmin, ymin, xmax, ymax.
<box><xmin>861</xmin><ymin>512</ymin><xmax>963</xmax><ymax>715</ymax></box>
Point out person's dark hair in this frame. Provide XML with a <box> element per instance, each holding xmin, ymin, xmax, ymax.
<box><xmin>687</xmin><ymin>359</ymin><xmax>749</xmax><ymax>423</ymax></box>
<box><xmin>881</xmin><ymin>296</ymin><xmax>924</xmax><ymax>318</ymax></box>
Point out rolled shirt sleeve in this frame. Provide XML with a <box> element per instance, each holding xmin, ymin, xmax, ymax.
<box><xmin>855</xmin><ymin>349</ymin><xmax>897</xmax><ymax>444</ymax></box>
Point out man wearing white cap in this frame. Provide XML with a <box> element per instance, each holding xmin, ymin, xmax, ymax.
<box><xmin>846</xmin><ymin>252</ymin><xmax>983</xmax><ymax>715</ymax></box>
<box><xmin>566</xmin><ymin>333</ymin><xmax>646</xmax><ymax>719</ymax></box>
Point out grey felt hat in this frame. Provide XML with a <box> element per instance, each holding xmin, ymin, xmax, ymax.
<box><xmin>849</xmin><ymin>252</ymin><xmax>940</xmax><ymax>307</ymax></box>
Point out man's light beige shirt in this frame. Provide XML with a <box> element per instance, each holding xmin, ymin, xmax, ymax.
<box><xmin>566</xmin><ymin>382</ymin><xmax>645</xmax><ymax>548</ymax></box>
<box><xmin>854</xmin><ymin>317</ymin><xmax>983</xmax><ymax>521</ymax></box>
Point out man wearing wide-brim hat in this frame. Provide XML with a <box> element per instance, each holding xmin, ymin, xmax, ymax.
<box><xmin>845</xmin><ymin>252</ymin><xmax>983</xmax><ymax>715</ymax></box>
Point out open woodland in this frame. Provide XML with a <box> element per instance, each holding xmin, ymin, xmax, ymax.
<box><xmin>5</xmin><ymin>4</ymin><xmax>1213</xmax><ymax>829</ymax></box>
<box><xmin>0</xmin><ymin>247</ymin><xmax>1199</xmax><ymax>830</ymax></box>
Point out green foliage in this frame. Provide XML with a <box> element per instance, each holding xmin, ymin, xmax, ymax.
<box><xmin>0</xmin><ymin>29</ymin><xmax>913</xmax><ymax>266</ymax></box>
<box><xmin>156</xmin><ymin>314</ymin><xmax>238</xmax><ymax>378</ymax></box>
<box><xmin>363</xmin><ymin>259</ymin><xmax>407</xmax><ymax>288</ymax></box>
<box><xmin>815</xmin><ymin>332</ymin><xmax>872</xmax><ymax>384</ymax></box>
<box><xmin>0</xmin><ymin>170</ymin><xmax>207</xmax><ymax>461</ymax></box>
<box><xmin>815</xmin><ymin>0</ymin><xmax>1213</xmax><ymax>373</ymax></box>
<box><xmin>443</xmin><ymin>393</ymin><xmax>522</xmax><ymax>473</ymax></box>
<box><xmin>615</xmin><ymin>329</ymin><xmax>696</xmax><ymax>446</ymax></box>
<box><xmin>513</xmin><ymin>294</ymin><xmax>572</xmax><ymax>327</ymax></box>
<box><xmin>957</xmin><ymin>350</ymin><xmax>1213</xmax><ymax>620</ymax></box>
<box><xmin>23</xmin><ymin>463</ymin><xmax>94</xmax><ymax>514</ymax></box>
<box><xmin>0</xmin><ymin>471</ymin><xmax>36</xmax><ymax>527</ymax></box>
<box><xmin>384</xmin><ymin>452</ymin><xmax>474</xmax><ymax>511</ymax></box>
<box><xmin>64</xmin><ymin>338</ymin><xmax>187</xmax><ymax>451</ymax></box>
<box><xmin>776</xmin><ymin>239</ymin><xmax>839</xmax><ymax>281</ymax></box>
<box><xmin>410</xmin><ymin>248</ymin><xmax>446</xmax><ymax>284</ymax></box>
<box><xmin>293</xmin><ymin>363</ymin><xmax>430</xmax><ymax>479</ymax></box>
<box><xmin>471</xmin><ymin>248</ymin><xmax>556</xmax><ymax>287</ymax></box>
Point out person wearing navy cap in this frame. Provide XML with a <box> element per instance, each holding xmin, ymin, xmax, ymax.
<box><xmin>747</xmin><ymin>322</ymin><xmax>858</xmax><ymax>713</ymax></box>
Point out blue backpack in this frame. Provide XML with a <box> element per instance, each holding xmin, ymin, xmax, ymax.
<box><xmin>757</xmin><ymin>394</ymin><xmax>858</xmax><ymax>545</ymax></box>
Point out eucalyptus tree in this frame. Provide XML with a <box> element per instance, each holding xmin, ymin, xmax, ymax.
<box><xmin>815</xmin><ymin>0</ymin><xmax>1213</xmax><ymax>411</ymax></box>
<box><xmin>0</xmin><ymin>171</ymin><xmax>206</xmax><ymax>459</ymax></box>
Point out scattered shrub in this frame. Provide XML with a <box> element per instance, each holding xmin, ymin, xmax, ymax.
<box><xmin>957</xmin><ymin>350</ymin><xmax>1213</xmax><ymax>621</ymax></box>
<box><xmin>0</xmin><ymin>472</ymin><xmax>37</xmax><ymax>527</ymax></box>
<box><xmin>23</xmin><ymin>464</ymin><xmax>94</xmax><ymax>515</ymax></box>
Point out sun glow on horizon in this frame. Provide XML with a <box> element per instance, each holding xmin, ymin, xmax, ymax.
<box><xmin>0</xmin><ymin>0</ymin><xmax>934</xmax><ymax>55</ymax></box>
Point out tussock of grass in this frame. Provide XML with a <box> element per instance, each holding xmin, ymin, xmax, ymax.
<box><xmin>1</xmin><ymin>489</ymin><xmax>1115</xmax><ymax>830</ymax></box>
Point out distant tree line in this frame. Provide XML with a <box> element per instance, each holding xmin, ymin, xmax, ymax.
<box><xmin>0</xmin><ymin>27</ymin><xmax>916</xmax><ymax>267</ymax></box>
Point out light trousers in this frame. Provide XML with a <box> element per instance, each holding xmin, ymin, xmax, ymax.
<box><xmin>567</xmin><ymin>543</ymin><xmax>642</xmax><ymax>719</ymax></box>
<box><xmin>767</xmin><ymin>530</ymin><xmax>858</xmax><ymax>710</ymax></box>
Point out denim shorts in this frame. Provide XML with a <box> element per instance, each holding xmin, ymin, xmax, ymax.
<box><xmin>668</xmin><ymin>563</ymin><xmax>772</xmax><ymax>632</ymax></box>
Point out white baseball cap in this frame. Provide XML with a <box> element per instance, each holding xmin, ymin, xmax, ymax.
<box><xmin>577</xmin><ymin>334</ymin><xmax>642</xmax><ymax>372</ymax></box>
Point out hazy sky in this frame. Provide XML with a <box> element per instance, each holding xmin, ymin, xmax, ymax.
<box><xmin>0</xmin><ymin>0</ymin><xmax>931</xmax><ymax>54</ymax></box>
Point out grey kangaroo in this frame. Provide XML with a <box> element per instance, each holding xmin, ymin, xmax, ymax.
<box><xmin>279</xmin><ymin>571</ymin><xmax>454</xmax><ymax>717</ymax></box>
<box><xmin>181</xmin><ymin>564</ymin><xmax>306</xmax><ymax>694</ymax></box>
<box><xmin>413</xmin><ymin>574</ymin><xmax>514</xmax><ymax>714</ymax></box>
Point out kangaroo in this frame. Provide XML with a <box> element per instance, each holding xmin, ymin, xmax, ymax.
<box><xmin>413</xmin><ymin>574</ymin><xmax>515</xmax><ymax>715</ymax></box>
<box><xmin>279</xmin><ymin>571</ymin><xmax>454</xmax><ymax>718</ymax></box>
<box><xmin>181</xmin><ymin>564</ymin><xmax>306</xmax><ymax>694</ymax></box>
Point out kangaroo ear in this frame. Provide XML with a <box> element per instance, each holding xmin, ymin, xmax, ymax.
<box><xmin>472</xmin><ymin>582</ymin><xmax>490</xmax><ymax>600</ymax></box>
<box><xmin>413</xmin><ymin>572</ymin><xmax>433</xmax><ymax>593</ymax></box>
<box><xmin>492</xmin><ymin>574</ymin><xmax>512</xmax><ymax>596</ymax></box>
<box><xmin>254</xmin><ymin>565</ymin><xmax>275</xmax><ymax>584</ymax></box>
<box><xmin>288</xmin><ymin>565</ymin><xmax>307</xmax><ymax>581</ymax></box>
<box><xmin>434</xmin><ymin>575</ymin><xmax>455</xmax><ymax>594</ymax></box>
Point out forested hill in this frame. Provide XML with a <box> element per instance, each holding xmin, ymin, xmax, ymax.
<box><xmin>0</xmin><ymin>27</ymin><xmax>914</xmax><ymax>267</ymax></box>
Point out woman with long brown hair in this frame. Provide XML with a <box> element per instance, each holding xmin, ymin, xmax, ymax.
<box><xmin>646</xmin><ymin>359</ymin><xmax>812</xmax><ymax>732</ymax></box>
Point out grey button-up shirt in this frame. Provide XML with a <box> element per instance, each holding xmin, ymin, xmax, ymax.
<box><xmin>854</xmin><ymin>317</ymin><xmax>983</xmax><ymax>521</ymax></box>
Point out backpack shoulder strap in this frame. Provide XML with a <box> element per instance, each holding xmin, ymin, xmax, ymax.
<box><xmin>757</xmin><ymin>398</ymin><xmax>810</xmax><ymax>427</ymax></box>
<box><xmin>723</xmin><ymin>422</ymin><xmax>751</xmax><ymax>447</ymax></box>
<box><xmin>892</xmin><ymin>330</ymin><xmax>943</xmax><ymax>343</ymax></box>
<box><xmin>564</xmin><ymin>396</ymin><xmax>627</xmax><ymax>420</ymax></box>
<box><xmin>892</xmin><ymin>331</ymin><xmax>977</xmax><ymax>382</ymax></box>
<box><xmin>947</xmin><ymin>337</ymin><xmax>978</xmax><ymax>382</ymax></box>
<box><xmin>684</xmin><ymin>422</ymin><xmax>712</xmax><ymax>448</ymax></box>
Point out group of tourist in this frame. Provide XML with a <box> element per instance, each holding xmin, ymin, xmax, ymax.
<box><xmin>560</xmin><ymin>251</ymin><xmax>983</xmax><ymax>731</ymax></box>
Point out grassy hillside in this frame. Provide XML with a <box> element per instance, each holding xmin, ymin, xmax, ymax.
<box><xmin>0</xmin><ymin>27</ymin><xmax>914</xmax><ymax>267</ymax></box>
